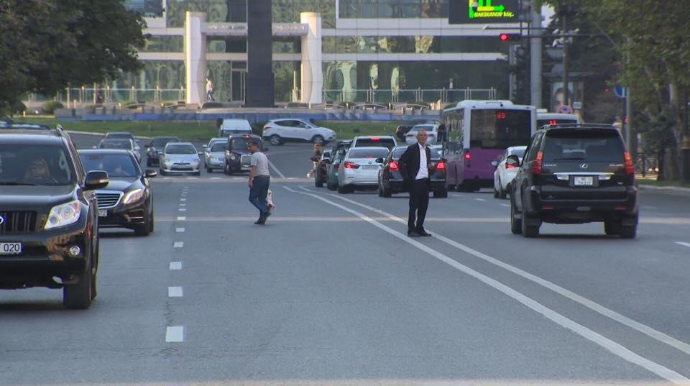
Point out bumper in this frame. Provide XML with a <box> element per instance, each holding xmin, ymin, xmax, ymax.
<box><xmin>98</xmin><ymin>199</ymin><xmax>148</xmax><ymax>229</ymax></box>
<box><xmin>342</xmin><ymin>170</ymin><xmax>379</xmax><ymax>186</ymax></box>
<box><xmin>0</xmin><ymin>220</ymin><xmax>90</xmax><ymax>287</ymax></box>
<box><xmin>161</xmin><ymin>165</ymin><xmax>200</xmax><ymax>174</ymax></box>
<box><xmin>206</xmin><ymin>160</ymin><xmax>225</xmax><ymax>169</ymax></box>
<box><xmin>227</xmin><ymin>160</ymin><xmax>251</xmax><ymax>172</ymax></box>
<box><xmin>525</xmin><ymin>186</ymin><xmax>638</xmax><ymax>224</ymax></box>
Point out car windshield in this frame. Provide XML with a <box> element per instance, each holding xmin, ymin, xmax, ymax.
<box><xmin>409</xmin><ymin>125</ymin><xmax>436</xmax><ymax>133</ymax></box>
<box><xmin>0</xmin><ymin>145</ymin><xmax>73</xmax><ymax>186</ymax></box>
<box><xmin>80</xmin><ymin>153</ymin><xmax>139</xmax><ymax>178</ymax></box>
<box><xmin>231</xmin><ymin>138</ymin><xmax>259</xmax><ymax>149</ymax></box>
<box><xmin>510</xmin><ymin>148</ymin><xmax>527</xmax><ymax>158</ymax></box>
<box><xmin>543</xmin><ymin>130</ymin><xmax>625</xmax><ymax>162</ymax></box>
<box><xmin>107</xmin><ymin>133</ymin><xmax>134</xmax><ymax>140</ymax></box>
<box><xmin>99</xmin><ymin>139</ymin><xmax>132</xmax><ymax>150</ymax></box>
<box><xmin>348</xmin><ymin>148</ymin><xmax>390</xmax><ymax>159</ymax></box>
<box><xmin>210</xmin><ymin>143</ymin><xmax>226</xmax><ymax>152</ymax></box>
<box><xmin>166</xmin><ymin>145</ymin><xmax>196</xmax><ymax>155</ymax></box>
<box><xmin>151</xmin><ymin>138</ymin><xmax>178</xmax><ymax>147</ymax></box>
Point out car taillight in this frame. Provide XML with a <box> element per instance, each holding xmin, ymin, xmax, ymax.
<box><xmin>624</xmin><ymin>152</ymin><xmax>635</xmax><ymax>175</ymax></box>
<box><xmin>532</xmin><ymin>151</ymin><xmax>544</xmax><ymax>175</ymax></box>
<box><xmin>506</xmin><ymin>163</ymin><xmax>517</xmax><ymax>169</ymax></box>
<box><xmin>464</xmin><ymin>153</ymin><xmax>472</xmax><ymax>160</ymax></box>
<box><xmin>389</xmin><ymin>161</ymin><xmax>399</xmax><ymax>171</ymax></box>
<box><xmin>436</xmin><ymin>161</ymin><xmax>446</xmax><ymax>171</ymax></box>
<box><xmin>334</xmin><ymin>164</ymin><xmax>340</xmax><ymax>170</ymax></box>
<box><xmin>344</xmin><ymin>162</ymin><xmax>359</xmax><ymax>169</ymax></box>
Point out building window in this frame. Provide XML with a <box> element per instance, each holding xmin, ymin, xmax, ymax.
<box><xmin>141</xmin><ymin>36</ymin><xmax>184</xmax><ymax>53</ymax></box>
<box><xmin>339</xmin><ymin>0</ymin><xmax>448</xmax><ymax>19</ymax></box>
<box><xmin>323</xmin><ymin>36</ymin><xmax>504</xmax><ymax>54</ymax></box>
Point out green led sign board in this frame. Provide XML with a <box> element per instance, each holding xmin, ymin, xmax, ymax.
<box><xmin>449</xmin><ymin>0</ymin><xmax>519</xmax><ymax>24</ymax></box>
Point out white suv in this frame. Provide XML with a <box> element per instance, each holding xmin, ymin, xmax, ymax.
<box><xmin>262</xmin><ymin>119</ymin><xmax>336</xmax><ymax>146</ymax></box>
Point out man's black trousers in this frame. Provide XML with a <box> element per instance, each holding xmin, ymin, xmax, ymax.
<box><xmin>408</xmin><ymin>178</ymin><xmax>430</xmax><ymax>232</ymax></box>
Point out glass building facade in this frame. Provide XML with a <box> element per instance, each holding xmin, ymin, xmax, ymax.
<box><xmin>123</xmin><ymin>0</ymin><xmax>509</xmax><ymax>103</ymax></box>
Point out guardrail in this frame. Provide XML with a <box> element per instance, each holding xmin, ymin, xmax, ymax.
<box><xmin>24</xmin><ymin>87</ymin><xmax>186</xmax><ymax>106</ymax></box>
<box><xmin>322</xmin><ymin>88</ymin><xmax>498</xmax><ymax>104</ymax></box>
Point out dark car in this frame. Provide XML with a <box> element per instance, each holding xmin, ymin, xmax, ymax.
<box><xmin>79</xmin><ymin>150</ymin><xmax>156</xmax><ymax>236</ymax></box>
<box><xmin>509</xmin><ymin>123</ymin><xmax>638</xmax><ymax>238</ymax></box>
<box><xmin>145</xmin><ymin>136</ymin><xmax>180</xmax><ymax>167</ymax></box>
<box><xmin>0</xmin><ymin>125</ymin><xmax>109</xmax><ymax>309</ymax></box>
<box><xmin>224</xmin><ymin>134</ymin><xmax>264</xmax><ymax>175</ymax></box>
<box><xmin>314</xmin><ymin>150</ymin><xmax>332</xmax><ymax>188</ymax></box>
<box><xmin>378</xmin><ymin>146</ymin><xmax>448</xmax><ymax>198</ymax></box>
<box><xmin>325</xmin><ymin>140</ymin><xmax>352</xmax><ymax>191</ymax></box>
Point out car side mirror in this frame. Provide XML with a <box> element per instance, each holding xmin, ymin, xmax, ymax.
<box><xmin>145</xmin><ymin>169</ymin><xmax>158</xmax><ymax>178</ymax></box>
<box><xmin>375</xmin><ymin>158</ymin><xmax>384</xmax><ymax>163</ymax></box>
<box><xmin>203</xmin><ymin>145</ymin><xmax>208</xmax><ymax>149</ymax></box>
<box><xmin>491</xmin><ymin>160</ymin><xmax>499</xmax><ymax>167</ymax></box>
<box><xmin>85</xmin><ymin>170</ymin><xmax>109</xmax><ymax>190</ymax></box>
<box><xmin>506</xmin><ymin>155</ymin><xmax>520</xmax><ymax>167</ymax></box>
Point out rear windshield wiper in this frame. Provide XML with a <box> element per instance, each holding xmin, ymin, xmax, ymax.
<box><xmin>0</xmin><ymin>182</ymin><xmax>37</xmax><ymax>186</ymax></box>
<box><xmin>552</xmin><ymin>157</ymin><xmax>586</xmax><ymax>161</ymax></box>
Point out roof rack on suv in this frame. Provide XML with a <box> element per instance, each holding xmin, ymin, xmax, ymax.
<box><xmin>1</xmin><ymin>123</ymin><xmax>65</xmax><ymax>137</ymax></box>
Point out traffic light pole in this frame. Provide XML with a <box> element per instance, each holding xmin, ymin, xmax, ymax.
<box><xmin>529</xmin><ymin>0</ymin><xmax>542</xmax><ymax>108</ymax></box>
<box><xmin>562</xmin><ymin>12</ymin><xmax>569</xmax><ymax>107</ymax></box>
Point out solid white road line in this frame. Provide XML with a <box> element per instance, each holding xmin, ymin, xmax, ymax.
<box><xmin>173</xmin><ymin>241</ymin><xmax>184</xmax><ymax>248</ymax></box>
<box><xmin>168</xmin><ymin>287</ymin><xmax>183</xmax><ymax>298</ymax></box>
<box><xmin>268</xmin><ymin>158</ymin><xmax>287</xmax><ymax>179</ymax></box>
<box><xmin>165</xmin><ymin>326</ymin><xmax>184</xmax><ymax>343</ymax></box>
<box><xmin>177</xmin><ymin>216</ymin><xmax>186</xmax><ymax>221</ymax></box>
<box><xmin>169</xmin><ymin>262</ymin><xmax>182</xmax><ymax>270</ymax></box>
<box><xmin>288</xmin><ymin>186</ymin><xmax>689</xmax><ymax>384</ymax></box>
<box><xmin>319</xmin><ymin>188</ymin><xmax>690</xmax><ymax>359</ymax></box>
<box><xmin>475</xmin><ymin>198</ymin><xmax>486</xmax><ymax>202</ymax></box>
<box><xmin>676</xmin><ymin>242</ymin><xmax>690</xmax><ymax>249</ymax></box>
<box><xmin>500</xmin><ymin>203</ymin><xmax>510</xmax><ymax>207</ymax></box>
<box><xmin>286</xmin><ymin>186</ymin><xmax>689</xmax><ymax>384</ymax></box>
<box><xmin>176</xmin><ymin>228</ymin><xmax>185</xmax><ymax>233</ymax></box>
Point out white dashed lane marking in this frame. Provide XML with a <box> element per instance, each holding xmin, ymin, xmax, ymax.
<box><xmin>176</xmin><ymin>228</ymin><xmax>185</xmax><ymax>233</ymax></box>
<box><xmin>500</xmin><ymin>203</ymin><xmax>510</xmax><ymax>207</ymax></box>
<box><xmin>168</xmin><ymin>287</ymin><xmax>184</xmax><ymax>298</ymax></box>
<box><xmin>179</xmin><ymin>208</ymin><xmax>187</xmax><ymax>212</ymax></box>
<box><xmin>179</xmin><ymin>203</ymin><xmax>186</xmax><ymax>207</ymax></box>
<box><xmin>177</xmin><ymin>216</ymin><xmax>186</xmax><ymax>221</ymax></box>
<box><xmin>169</xmin><ymin>262</ymin><xmax>182</xmax><ymax>270</ymax></box>
<box><xmin>166</xmin><ymin>326</ymin><xmax>184</xmax><ymax>343</ymax></box>
<box><xmin>475</xmin><ymin>198</ymin><xmax>486</xmax><ymax>202</ymax></box>
<box><xmin>173</xmin><ymin>242</ymin><xmax>184</xmax><ymax>248</ymax></box>
<box><xmin>676</xmin><ymin>242</ymin><xmax>690</xmax><ymax>249</ymax></box>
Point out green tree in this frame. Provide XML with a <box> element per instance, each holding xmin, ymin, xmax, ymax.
<box><xmin>0</xmin><ymin>0</ymin><xmax>145</xmax><ymax>114</ymax></box>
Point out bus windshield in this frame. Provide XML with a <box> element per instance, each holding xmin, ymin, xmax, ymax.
<box><xmin>470</xmin><ymin>109</ymin><xmax>532</xmax><ymax>149</ymax></box>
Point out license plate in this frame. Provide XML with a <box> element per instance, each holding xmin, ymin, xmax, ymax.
<box><xmin>573</xmin><ymin>176</ymin><xmax>594</xmax><ymax>186</ymax></box>
<box><xmin>363</xmin><ymin>165</ymin><xmax>378</xmax><ymax>170</ymax></box>
<box><xmin>98</xmin><ymin>210</ymin><xmax>108</xmax><ymax>217</ymax></box>
<box><xmin>0</xmin><ymin>243</ymin><xmax>21</xmax><ymax>255</ymax></box>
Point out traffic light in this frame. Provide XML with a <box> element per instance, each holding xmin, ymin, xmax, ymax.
<box><xmin>499</xmin><ymin>33</ymin><xmax>521</xmax><ymax>42</ymax></box>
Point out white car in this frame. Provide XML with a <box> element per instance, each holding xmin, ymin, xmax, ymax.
<box><xmin>159</xmin><ymin>142</ymin><xmax>201</xmax><ymax>176</ymax></box>
<box><xmin>263</xmin><ymin>119</ymin><xmax>336</xmax><ymax>146</ymax></box>
<box><xmin>337</xmin><ymin>146</ymin><xmax>389</xmax><ymax>194</ymax></box>
<box><xmin>202</xmin><ymin>138</ymin><xmax>226</xmax><ymax>173</ymax></box>
<box><xmin>405</xmin><ymin>124</ymin><xmax>439</xmax><ymax>145</ymax></box>
<box><xmin>219</xmin><ymin>119</ymin><xmax>253</xmax><ymax>138</ymax></box>
<box><xmin>492</xmin><ymin>146</ymin><xmax>527</xmax><ymax>199</ymax></box>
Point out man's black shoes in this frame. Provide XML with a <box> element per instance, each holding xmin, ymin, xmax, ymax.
<box><xmin>255</xmin><ymin>211</ymin><xmax>272</xmax><ymax>225</ymax></box>
<box><xmin>407</xmin><ymin>230</ymin><xmax>420</xmax><ymax>237</ymax></box>
<box><xmin>417</xmin><ymin>229</ymin><xmax>432</xmax><ymax>237</ymax></box>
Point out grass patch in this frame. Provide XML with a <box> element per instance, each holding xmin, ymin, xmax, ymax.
<box><xmin>11</xmin><ymin>117</ymin><xmax>405</xmax><ymax>141</ymax></box>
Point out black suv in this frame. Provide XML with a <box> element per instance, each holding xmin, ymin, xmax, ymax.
<box><xmin>0</xmin><ymin>125</ymin><xmax>109</xmax><ymax>308</ymax></box>
<box><xmin>224</xmin><ymin>134</ymin><xmax>264</xmax><ymax>175</ymax></box>
<box><xmin>509</xmin><ymin>124</ymin><xmax>638</xmax><ymax>238</ymax></box>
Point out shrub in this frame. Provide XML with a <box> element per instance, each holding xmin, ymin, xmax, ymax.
<box><xmin>41</xmin><ymin>101</ymin><xmax>64</xmax><ymax>115</ymax></box>
<box><xmin>12</xmin><ymin>101</ymin><xmax>26</xmax><ymax>114</ymax></box>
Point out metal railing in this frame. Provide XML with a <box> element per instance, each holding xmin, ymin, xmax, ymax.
<box><xmin>322</xmin><ymin>88</ymin><xmax>498</xmax><ymax>104</ymax></box>
<box><xmin>25</xmin><ymin>87</ymin><xmax>187</xmax><ymax>106</ymax></box>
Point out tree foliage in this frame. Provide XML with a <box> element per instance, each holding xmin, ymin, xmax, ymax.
<box><xmin>0</xmin><ymin>0</ymin><xmax>145</xmax><ymax>114</ymax></box>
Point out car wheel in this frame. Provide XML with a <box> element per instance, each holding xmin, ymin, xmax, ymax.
<box><xmin>604</xmin><ymin>219</ymin><xmax>621</xmax><ymax>236</ymax></box>
<box><xmin>207</xmin><ymin>167</ymin><xmax>212</xmax><ymax>173</ymax></box>
<box><xmin>338</xmin><ymin>185</ymin><xmax>351</xmax><ymax>194</ymax></box>
<box><xmin>312</xmin><ymin>135</ymin><xmax>325</xmax><ymax>145</ymax></box>
<box><xmin>159</xmin><ymin>168</ymin><xmax>166</xmax><ymax>176</ymax></box>
<box><xmin>493</xmin><ymin>183</ymin><xmax>499</xmax><ymax>198</ymax></box>
<box><xmin>63</xmin><ymin>253</ymin><xmax>93</xmax><ymax>309</ymax></box>
<box><xmin>498</xmin><ymin>181</ymin><xmax>507</xmax><ymax>199</ymax></box>
<box><xmin>193</xmin><ymin>171</ymin><xmax>201</xmax><ymax>176</ymax></box>
<box><xmin>269</xmin><ymin>135</ymin><xmax>282</xmax><ymax>146</ymax></box>
<box><xmin>510</xmin><ymin>197</ymin><xmax>522</xmax><ymax>235</ymax></box>
<box><xmin>315</xmin><ymin>173</ymin><xmax>324</xmax><ymax>188</ymax></box>
<box><xmin>521</xmin><ymin>200</ymin><xmax>540</xmax><ymax>238</ymax></box>
<box><xmin>90</xmin><ymin>236</ymin><xmax>99</xmax><ymax>300</ymax></box>
<box><xmin>378</xmin><ymin>183</ymin><xmax>384</xmax><ymax>197</ymax></box>
<box><xmin>619</xmin><ymin>219</ymin><xmax>637</xmax><ymax>239</ymax></box>
<box><xmin>135</xmin><ymin>207</ymin><xmax>152</xmax><ymax>236</ymax></box>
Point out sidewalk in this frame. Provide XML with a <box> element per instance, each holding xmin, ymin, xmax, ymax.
<box><xmin>638</xmin><ymin>183</ymin><xmax>690</xmax><ymax>196</ymax></box>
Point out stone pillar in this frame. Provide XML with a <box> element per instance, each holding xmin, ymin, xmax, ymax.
<box><xmin>185</xmin><ymin>12</ymin><xmax>207</xmax><ymax>105</ymax></box>
<box><xmin>300</xmin><ymin>12</ymin><xmax>323</xmax><ymax>105</ymax></box>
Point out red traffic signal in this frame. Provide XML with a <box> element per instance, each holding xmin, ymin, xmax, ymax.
<box><xmin>499</xmin><ymin>33</ymin><xmax>521</xmax><ymax>42</ymax></box>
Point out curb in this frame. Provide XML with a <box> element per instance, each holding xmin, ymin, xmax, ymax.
<box><xmin>638</xmin><ymin>184</ymin><xmax>690</xmax><ymax>196</ymax></box>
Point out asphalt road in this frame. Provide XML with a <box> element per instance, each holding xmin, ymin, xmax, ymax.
<box><xmin>1</xmin><ymin>134</ymin><xmax>690</xmax><ymax>385</ymax></box>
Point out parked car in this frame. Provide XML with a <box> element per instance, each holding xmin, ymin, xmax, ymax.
<box><xmin>378</xmin><ymin>146</ymin><xmax>448</xmax><ymax>198</ymax></box>
<box><xmin>79</xmin><ymin>149</ymin><xmax>156</xmax><ymax>236</ymax></box>
<box><xmin>492</xmin><ymin>146</ymin><xmax>527</xmax><ymax>199</ymax></box>
<box><xmin>159</xmin><ymin>142</ymin><xmax>201</xmax><ymax>176</ymax></box>
<box><xmin>262</xmin><ymin>119</ymin><xmax>336</xmax><ymax>146</ymax></box>
<box><xmin>350</xmin><ymin>135</ymin><xmax>397</xmax><ymax>150</ymax></box>
<box><xmin>105</xmin><ymin>132</ymin><xmax>141</xmax><ymax>156</ymax></box>
<box><xmin>145</xmin><ymin>136</ymin><xmax>179</xmax><ymax>167</ymax></box>
<box><xmin>203</xmin><ymin>138</ymin><xmax>227</xmax><ymax>173</ymax></box>
<box><xmin>218</xmin><ymin>119</ymin><xmax>253</xmax><ymax>138</ymax></box>
<box><xmin>510</xmin><ymin>123</ymin><xmax>638</xmax><ymax>238</ymax></box>
<box><xmin>337</xmin><ymin>146</ymin><xmax>389</xmax><ymax>193</ymax></box>
<box><xmin>97</xmin><ymin>138</ymin><xmax>140</xmax><ymax>163</ymax></box>
<box><xmin>314</xmin><ymin>150</ymin><xmax>332</xmax><ymax>188</ymax></box>
<box><xmin>325</xmin><ymin>140</ymin><xmax>352</xmax><ymax>191</ymax></box>
<box><xmin>224</xmin><ymin>134</ymin><xmax>265</xmax><ymax>175</ymax></box>
<box><xmin>405</xmin><ymin>124</ymin><xmax>439</xmax><ymax>145</ymax></box>
<box><xmin>0</xmin><ymin>124</ymin><xmax>109</xmax><ymax>309</ymax></box>
<box><xmin>395</xmin><ymin>119</ymin><xmax>441</xmax><ymax>141</ymax></box>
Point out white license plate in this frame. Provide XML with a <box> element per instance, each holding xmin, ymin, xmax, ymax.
<box><xmin>573</xmin><ymin>176</ymin><xmax>594</xmax><ymax>186</ymax></box>
<box><xmin>0</xmin><ymin>243</ymin><xmax>21</xmax><ymax>255</ymax></box>
<box><xmin>98</xmin><ymin>210</ymin><xmax>108</xmax><ymax>217</ymax></box>
<box><xmin>363</xmin><ymin>165</ymin><xmax>379</xmax><ymax>170</ymax></box>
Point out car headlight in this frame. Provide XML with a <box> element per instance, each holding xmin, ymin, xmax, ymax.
<box><xmin>45</xmin><ymin>201</ymin><xmax>81</xmax><ymax>230</ymax></box>
<box><xmin>123</xmin><ymin>188</ymin><xmax>145</xmax><ymax>204</ymax></box>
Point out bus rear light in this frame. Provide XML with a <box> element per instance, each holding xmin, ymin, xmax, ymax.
<box><xmin>532</xmin><ymin>151</ymin><xmax>543</xmax><ymax>175</ymax></box>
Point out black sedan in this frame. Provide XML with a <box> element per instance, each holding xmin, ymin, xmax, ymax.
<box><xmin>145</xmin><ymin>136</ymin><xmax>179</xmax><ymax>167</ymax></box>
<box><xmin>79</xmin><ymin>149</ymin><xmax>157</xmax><ymax>236</ymax></box>
<box><xmin>377</xmin><ymin>146</ymin><xmax>448</xmax><ymax>198</ymax></box>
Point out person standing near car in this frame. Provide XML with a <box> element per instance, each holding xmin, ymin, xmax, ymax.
<box><xmin>248</xmin><ymin>141</ymin><xmax>271</xmax><ymax>225</ymax></box>
<box><xmin>399</xmin><ymin>130</ymin><xmax>433</xmax><ymax>237</ymax></box>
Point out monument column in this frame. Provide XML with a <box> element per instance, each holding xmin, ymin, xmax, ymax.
<box><xmin>300</xmin><ymin>12</ymin><xmax>323</xmax><ymax>105</ymax></box>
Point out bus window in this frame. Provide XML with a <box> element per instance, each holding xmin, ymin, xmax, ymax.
<box><xmin>470</xmin><ymin>109</ymin><xmax>532</xmax><ymax>149</ymax></box>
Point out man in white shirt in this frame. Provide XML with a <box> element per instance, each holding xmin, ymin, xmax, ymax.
<box><xmin>248</xmin><ymin>141</ymin><xmax>271</xmax><ymax>225</ymax></box>
<box><xmin>399</xmin><ymin>130</ymin><xmax>433</xmax><ymax>237</ymax></box>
